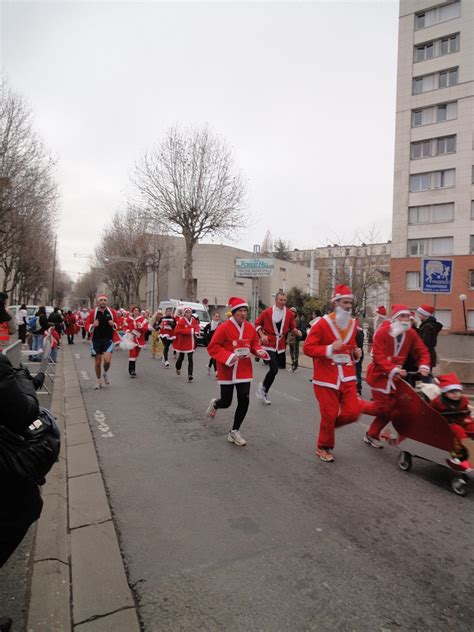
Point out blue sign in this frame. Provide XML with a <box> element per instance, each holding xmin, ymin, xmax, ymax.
<box><xmin>421</xmin><ymin>258</ymin><xmax>453</xmax><ymax>294</ymax></box>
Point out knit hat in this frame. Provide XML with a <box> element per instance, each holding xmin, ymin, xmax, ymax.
<box><xmin>375</xmin><ymin>306</ymin><xmax>387</xmax><ymax>317</ymax></box>
<box><xmin>438</xmin><ymin>373</ymin><xmax>463</xmax><ymax>393</ymax></box>
<box><xmin>331</xmin><ymin>284</ymin><xmax>353</xmax><ymax>303</ymax></box>
<box><xmin>417</xmin><ymin>304</ymin><xmax>435</xmax><ymax>318</ymax></box>
<box><xmin>227</xmin><ymin>297</ymin><xmax>249</xmax><ymax>313</ymax></box>
<box><xmin>391</xmin><ymin>304</ymin><xmax>411</xmax><ymax>320</ymax></box>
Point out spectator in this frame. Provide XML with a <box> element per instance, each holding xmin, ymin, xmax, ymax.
<box><xmin>287</xmin><ymin>307</ymin><xmax>306</xmax><ymax>373</ymax></box>
<box><xmin>48</xmin><ymin>306</ymin><xmax>64</xmax><ymax>337</ymax></box>
<box><xmin>0</xmin><ymin>292</ymin><xmax>15</xmax><ymax>350</ymax></box>
<box><xmin>29</xmin><ymin>307</ymin><xmax>49</xmax><ymax>362</ymax></box>
<box><xmin>16</xmin><ymin>304</ymin><xmax>28</xmax><ymax>344</ymax></box>
<box><xmin>64</xmin><ymin>310</ymin><xmax>77</xmax><ymax>345</ymax></box>
<box><xmin>0</xmin><ymin>354</ymin><xmax>44</xmax><ymax>631</ymax></box>
<box><xmin>417</xmin><ymin>304</ymin><xmax>443</xmax><ymax>371</ymax></box>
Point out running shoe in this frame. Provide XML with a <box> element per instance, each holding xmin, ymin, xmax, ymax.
<box><xmin>165</xmin><ymin>361</ymin><xmax>170</xmax><ymax>368</ymax></box>
<box><xmin>228</xmin><ymin>430</ymin><xmax>247</xmax><ymax>446</ymax></box>
<box><xmin>206</xmin><ymin>398</ymin><xmax>217</xmax><ymax>418</ymax></box>
<box><xmin>207</xmin><ymin>367</ymin><xmax>211</xmax><ymax>375</ymax></box>
<box><xmin>176</xmin><ymin>368</ymin><xmax>181</xmax><ymax>375</ymax></box>
<box><xmin>188</xmin><ymin>375</ymin><xmax>193</xmax><ymax>382</ymax></box>
<box><xmin>364</xmin><ymin>433</ymin><xmax>383</xmax><ymax>449</ymax></box>
<box><xmin>263</xmin><ymin>394</ymin><xmax>271</xmax><ymax>405</ymax></box>
<box><xmin>316</xmin><ymin>448</ymin><xmax>334</xmax><ymax>462</ymax></box>
<box><xmin>103</xmin><ymin>372</ymin><xmax>110</xmax><ymax>386</ymax></box>
<box><xmin>255</xmin><ymin>383</ymin><xmax>265</xmax><ymax>401</ymax></box>
<box><xmin>94</xmin><ymin>380</ymin><xmax>102</xmax><ymax>390</ymax></box>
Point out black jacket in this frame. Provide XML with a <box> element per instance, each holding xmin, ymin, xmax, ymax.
<box><xmin>418</xmin><ymin>317</ymin><xmax>443</xmax><ymax>368</ymax></box>
<box><xmin>0</xmin><ymin>355</ymin><xmax>40</xmax><ymax>434</ymax></box>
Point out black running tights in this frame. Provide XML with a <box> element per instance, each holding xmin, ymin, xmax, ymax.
<box><xmin>176</xmin><ymin>352</ymin><xmax>193</xmax><ymax>376</ymax></box>
<box><xmin>163</xmin><ymin>338</ymin><xmax>173</xmax><ymax>361</ymax></box>
<box><xmin>215</xmin><ymin>382</ymin><xmax>251</xmax><ymax>430</ymax></box>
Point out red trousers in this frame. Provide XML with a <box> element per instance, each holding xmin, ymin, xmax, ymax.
<box><xmin>451</xmin><ymin>421</ymin><xmax>474</xmax><ymax>443</ymax></box>
<box><xmin>129</xmin><ymin>346</ymin><xmax>142</xmax><ymax>360</ymax></box>
<box><xmin>313</xmin><ymin>381</ymin><xmax>374</xmax><ymax>449</ymax></box>
<box><xmin>367</xmin><ymin>390</ymin><xmax>396</xmax><ymax>439</ymax></box>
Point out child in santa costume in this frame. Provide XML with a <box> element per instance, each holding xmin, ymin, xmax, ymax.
<box><xmin>174</xmin><ymin>307</ymin><xmax>199</xmax><ymax>382</ymax></box>
<box><xmin>365</xmin><ymin>304</ymin><xmax>431</xmax><ymax>448</ymax></box>
<box><xmin>254</xmin><ymin>291</ymin><xmax>300</xmax><ymax>405</ymax></box>
<box><xmin>124</xmin><ymin>306</ymin><xmax>148</xmax><ymax>377</ymax></box>
<box><xmin>206</xmin><ymin>297</ymin><xmax>269</xmax><ymax>446</ymax></box>
<box><xmin>303</xmin><ymin>284</ymin><xmax>373</xmax><ymax>462</ymax></box>
<box><xmin>159</xmin><ymin>307</ymin><xmax>176</xmax><ymax>367</ymax></box>
<box><xmin>430</xmin><ymin>373</ymin><xmax>474</xmax><ymax>465</ymax></box>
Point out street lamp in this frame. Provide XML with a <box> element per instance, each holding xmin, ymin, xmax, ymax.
<box><xmin>459</xmin><ymin>293</ymin><xmax>468</xmax><ymax>331</ymax></box>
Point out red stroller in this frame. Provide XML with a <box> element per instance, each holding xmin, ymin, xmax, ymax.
<box><xmin>383</xmin><ymin>379</ymin><xmax>474</xmax><ymax>496</ymax></box>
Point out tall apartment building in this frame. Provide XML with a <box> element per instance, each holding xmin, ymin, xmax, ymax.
<box><xmin>391</xmin><ymin>0</ymin><xmax>474</xmax><ymax>331</ymax></box>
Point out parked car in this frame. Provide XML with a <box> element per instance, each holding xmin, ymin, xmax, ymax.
<box><xmin>158</xmin><ymin>299</ymin><xmax>211</xmax><ymax>345</ymax></box>
<box><xmin>9</xmin><ymin>305</ymin><xmax>54</xmax><ymax>319</ymax></box>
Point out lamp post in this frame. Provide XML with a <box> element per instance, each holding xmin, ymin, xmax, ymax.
<box><xmin>459</xmin><ymin>293</ymin><xmax>468</xmax><ymax>331</ymax></box>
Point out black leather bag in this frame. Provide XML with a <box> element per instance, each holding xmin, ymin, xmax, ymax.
<box><xmin>0</xmin><ymin>407</ymin><xmax>61</xmax><ymax>485</ymax></box>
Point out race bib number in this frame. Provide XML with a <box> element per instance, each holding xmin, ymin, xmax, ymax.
<box><xmin>233</xmin><ymin>339</ymin><xmax>251</xmax><ymax>357</ymax></box>
<box><xmin>332</xmin><ymin>353</ymin><xmax>351</xmax><ymax>365</ymax></box>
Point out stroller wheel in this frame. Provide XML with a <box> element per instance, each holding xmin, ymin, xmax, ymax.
<box><xmin>398</xmin><ymin>451</ymin><xmax>412</xmax><ymax>472</ymax></box>
<box><xmin>451</xmin><ymin>476</ymin><xmax>468</xmax><ymax>497</ymax></box>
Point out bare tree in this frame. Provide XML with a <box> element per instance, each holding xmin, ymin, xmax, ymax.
<box><xmin>131</xmin><ymin>125</ymin><xmax>246</xmax><ymax>299</ymax></box>
<box><xmin>261</xmin><ymin>230</ymin><xmax>273</xmax><ymax>255</ymax></box>
<box><xmin>71</xmin><ymin>268</ymin><xmax>102</xmax><ymax>307</ymax></box>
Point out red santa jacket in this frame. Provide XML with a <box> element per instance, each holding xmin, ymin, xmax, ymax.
<box><xmin>207</xmin><ymin>318</ymin><xmax>267</xmax><ymax>384</ymax></box>
<box><xmin>174</xmin><ymin>316</ymin><xmax>199</xmax><ymax>353</ymax></box>
<box><xmin>255</xmin><ymin>306</ymin><xmax>296</xmax><ymax>353</ymax></box>
<box><xmin>303</xmin><ymin>313</ymin><xmax>359</xmax><ymax>389</ymax></box>
<box><xmin>366</xmin><ymin>321</ymin><xmax>430</xmax><ymax>394</ymax></box>
<box><xmin>85</xmin><ymin>307</ymin><xmax>121</xmax><ymax>343</ymax></box>
<box><xmin>159</xmin><ymin>316</ymin><xmax>176</xmax><ymax>340</ymax></box>
<box><xmin>124</xmin><ymin>314</ymin><xmax>148</xmax><ymax>348</ymax></box>
<box><xmin>430</xmin><ymin>394</ymin><xmax>472</xmax><ymax>426</ymax></box>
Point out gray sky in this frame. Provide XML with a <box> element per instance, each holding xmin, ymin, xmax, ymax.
<box><xmin>1</xmin><ymin>0</ymin><xmax>399</xmax><ymax>278</ymax></box>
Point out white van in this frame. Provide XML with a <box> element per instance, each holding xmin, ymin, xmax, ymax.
<box><xmin>158</xmin><ymin>299</ymin><xmax>211</xmax><ymax>345</ymax></box>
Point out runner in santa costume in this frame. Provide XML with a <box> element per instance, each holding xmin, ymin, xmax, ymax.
<box><xmin>303</xmin><ymin>284</ymin><xmax>373</xmax><ymax>462</ymax></box>
<box><xmin>374</xmin><ymin>305</ymin><xmax>387</xmax><ymax>331</ymax></box>
<box><xmin>124</xmin><ymin>306</ymin><xmax>148</xmax><ymax>377</ymax></box>
<box><xmin>174</xmin><ymin>307</ymin><xmax>199</xmax><ymax>382</ymax></box>
<box><xmin>254</xmin><ymin>291</ymin><xmax>300</xmax><ymax>405</ymax></box>
<box><xmin>85</xmin><ymin>294</ymin><xmax>120</xmax><ymax>389</ymax></box>
<box><xmin>206</xmin><ymin>297</ymin><xmax>270</xmax><ymax>446</ymax></box>
<box><xmin>364</xmin><ymin>304</ymin><xmax>431</xmax><ymax>448</ymax></box>
<box><xmin>159</xmin><ymin>307</ymin><xmax>176</xmax><ymax>368</ymax></box>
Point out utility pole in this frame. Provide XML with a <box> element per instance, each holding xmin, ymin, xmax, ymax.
<box><xmin>51</xmin><ymin>234</ymin><xmax>57</xmax><ymax>305</ymax></box>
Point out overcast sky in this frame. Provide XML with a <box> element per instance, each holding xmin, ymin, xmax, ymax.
<box><xmin>2</xmin><ymin>0</ymin><xmax>399</xmax><ymax>279</ymax></box>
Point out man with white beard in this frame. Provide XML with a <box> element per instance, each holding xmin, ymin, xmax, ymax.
<box><xmin>364</xmin><ymin>304</ymin><xmax>430</xmax><ymax>448</ymax></box>
<box><xmin>304</xmin><ymin>284</ymin><xmax>374</xmax><ymax>462</ymax></box>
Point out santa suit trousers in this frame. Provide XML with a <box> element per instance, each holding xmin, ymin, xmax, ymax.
<box><xmin>314</xmin><ymin>381</ymin><xmax>361</xmax><ymax>449</ymax></box>
<box><xmin>129</xmin><ymin>346</ymin><xmax>142</xmax><ymax>361</ymax></box>
<box><xmin>367</xmin><ymin>390</ymin><xmax>396</xmax><ymax>439</ymax></box>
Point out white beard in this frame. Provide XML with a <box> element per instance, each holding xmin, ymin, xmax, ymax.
<box><xmin>335</xmin><ymin>306</ymin><xmax>351</xmax><ymax>329</ymax></box>
<box><xmin>390</xmin><ymin>320</ymin><xmax>411</xmax><ymax>337</ymax></box>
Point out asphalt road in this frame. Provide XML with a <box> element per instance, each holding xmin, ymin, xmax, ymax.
<box><xmin>73</xmin><ymin>342</ymin><xmax>474</xmax><ymax>632</ymax></box>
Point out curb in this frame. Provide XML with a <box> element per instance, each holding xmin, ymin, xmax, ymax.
<box><xmin>27</xmin><ymin>347</ymin><xmax>140</xmax><ymax>631</ymax></box>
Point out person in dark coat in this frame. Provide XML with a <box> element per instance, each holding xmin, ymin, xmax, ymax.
<box><xmin>0</xmin><ymin>355</ymin><xmax>45</xmax><ymax>632</ymax></box>
<box><xmin>416</xmin><ymin>304</ymin><xmax>443</xmax><ymax>369</ymax></box>
<box><xmin>48</xmin><ymin>306</ymin><xmax>64</xmax><ymax>337</ymax></box>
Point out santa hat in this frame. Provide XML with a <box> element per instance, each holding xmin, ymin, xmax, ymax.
<box><xmin>438</xmin><ymin>373</ymin><xmax>463</xmax><ymax>393</ymax></box>
<box><xmin>375</xmin><ymin>306</ymin><xmax>387</xmax><ymax>317</ymax></box>
<box><xmin>417</xmin><ymin>304</ymin><xmax>435</xmax><ymax>318</ymax></box>
<box><xmin>130</xmin><ymin>305</ymin><xmax>140</xmax><ymax>312</ymax></box>
<box><xmin>96</xmin><ymin>293</ymin><xmax>107</xmax><ymax>302</ymax></box>
<box><xmin>331</xmin><ymin>284</ymin><xmax>353</xmax><ymax>303</ymax></box>
<box><xmin>227</xmin><ymin>296</ymin><xmax>249</xmax><ymax>313</ymax></box>
<box><xmin>183</xmin><ymin>306</ymin><xmax>193</xmax><ymax>314</ymax></box>
<box><xmin>391</xmin><ymin>304</ymin><xmax>410</xmax><ymax>320</ymax></box>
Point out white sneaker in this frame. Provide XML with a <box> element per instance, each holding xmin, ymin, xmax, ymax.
<box><xmin>206</xmin><ymin>398</ymin><xmax>217</xmax><ymax>418</ymax></box>
<box><xmin>207</xmin><ymin>367</ymin><xmax>211</xmax><ymax>375</ymax></box>
<box><xmin>364</xmin><ymin>433</ymin><xmax>383</xmax><ymax>449</ymax></box>
<box><xmin>161</xmin><ymin>357</ymin><xmax>166</xmax><ymax>365</ymax></box>
<box><xmin>228</xmin><ymin>430</ymin><xmax>247</xmax><ymax>446</ymax></box>
<box><xmin>263</xmin><ymin>394</ymin><xmax>271</xmax><ymax>405</ymax></box>
<box><xmin>94</xmin><ymin>380</ymin><xmax>102</xmax><ymax>390</ymax></box>
<box><xmin>255</xmin><ymin>383</ymin><xmax>265</xmax><ymax>401</ymax></box>
<box><xmin>103</xmin><ymin>372</ymin><xmax>110</xmax><ymax>386</ymax></box>
<box><xmin>165</xmin><ymin>361</ymin><xmax>170</xmax><ymax>367</ymax></box>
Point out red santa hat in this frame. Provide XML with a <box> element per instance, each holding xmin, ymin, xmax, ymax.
<box><xmin>227</xmin><ymin>296</ymin><xmax>249</xmax><ymax>312</ymax></box>
<box><xmin>96</xmin><ymin>293</ymin><xmax>108</xmax><ymax>302</ymax></box>
<box><xmin>417</xmin><ymin>304</ymin><xmax>435</xmax><ymax>318</ymax></box>
<box><xmin>331</xmin><ymin>284</ymin><xmax>353</xmax><ymax>303</ymax></box>
<box><xmin>375</xmin><ymin>305</ymin><xmax>387</xmax><ymax>317</ymax></box>
<box><xmin>438</xmin><ymin>373</ymin><xmax>463</xmax><ymax>393</ymax></box>
<box><xmin>183</xmin><ymin>306</ymin><xmax>193</xmax><ymax>314</ymax></box>
<box><xmin>391</xmin><ymin>304</ymin><xmax>411</xmax><ymax>320</ymax></box>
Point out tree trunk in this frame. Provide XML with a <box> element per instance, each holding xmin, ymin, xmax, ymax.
<box><xmin>184</xmin><ymin>233</ymin><xmax>196</xmax><ymax>300</ymax></box>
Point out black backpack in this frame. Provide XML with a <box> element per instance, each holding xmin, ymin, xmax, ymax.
<box><xmin>0</xmin><ymin>407</ymin><xmax>61</xmax><ymax>486</ymax></box>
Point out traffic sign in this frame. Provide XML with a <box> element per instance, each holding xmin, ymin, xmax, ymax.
<box><xmin>235</xmin><ymin>258</ymin><xmax>274</xmax><ymax>278</ymax></box>
<box><xmin>421</xmin><ymin>258</ymin><xmax>453</xmax><ymax>294</ymax></box>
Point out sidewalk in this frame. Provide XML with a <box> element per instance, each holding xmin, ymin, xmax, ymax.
<box><xmin>27</xmin><ymin>346</ymin><xmax>140</xmax><ymax>631</ymax></box>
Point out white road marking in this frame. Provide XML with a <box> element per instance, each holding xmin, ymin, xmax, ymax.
<box><xmin>94</xmin><ymin>409</ymin><xmax>114</xmax><ymax>438</ymax></box>
<box><xmin>80</xmin><ymin>370</ymin><xmax>90</xmax><ymax>381</ymax></box>
<box><xmin>74</xmin><ymin>353</ymin><xmax>81</xmax><ymax>358</ymax></box>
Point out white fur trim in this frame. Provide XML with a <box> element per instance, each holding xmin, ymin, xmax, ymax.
<box><xmin>225</xmin><ymin>353</ymin><xmax>237</xmax><ymax>366</ymax></box>
<box><xmin>440</xmin><ymin>384</ymin><xmax>462</xmax><ymax>392</ymax></box>
<box><xmin>391</xmin><ymin>309</ymin><xmax>410</xmax><ymax>320</ymax></box>
<box><xmin>230</xmin><ymin>302</ymin><xmax>248</xmax><ymax>311</ymax></box>
<box><xmin>326</xmin><ymin>344</ymin><xmax>333</xmax><ymax>358</ymax></box>
<box><xmin>417</xmin><ymin>307</ymin><xmax>432</xmax><ymax>318</ymax></box>
<box><xmin>331</xmin><ymin>293</ymin><xmax>353</xmax><ymax>302</ymax></box>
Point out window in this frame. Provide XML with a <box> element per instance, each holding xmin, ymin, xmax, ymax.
<box><xmin>469</xmin><ymin>270</ymin><xmax>474</xmax><ymax>289</ymax></box>
<box><xmin>407</xmin><ymin>237</ymin><xmax>453</xmax><ymax>256</ymax></box>
<box><xmin>410</xmin><ymin>169</ymin><xmax>455</xmax><ymax>192</ymax></box>
<box><xmin>415</xmin><ymin>33</ymin><xmax>459</xmax><ymax>62</ymax></box>
<box><xmin>436</xmin><ymin>309</ymin><xmax>452</xmax><ymax>330</ymax></box>
<box><xmin>415</xmin><ymin>2</ymin><xmax>460</xmax><ymax>30</ymax></box>
<box><xmin>413</xmin><ymin>68</ymin><xmax>458</xmax><ymax>94</ymax></box>
<box><xmin>470</xmin><ymin>236</ymin><xmax>474</xmax><ymax>254</ymax></box>
<box><xmin>408</xmin><ymin>203</ymin><xmax>454</xmax><ymax>224</ymax></box>
<box><xmin>406</xmin><ymin>271</ymin><xmax>421</xmax><ymax>290</ymax></box>
<box><xmin>412</xmin><ymin>102</ymin><xmax>457</xmax><ymax>127</ymax></box>
<box><xmin>431</xmin><ymin>236</ymin><xmax>453</xmax><ymax>255</ymax></box>
<box><xmin>471</xmin><ymin>201</ymin><xmax>474</xmax><ymax>219</ymax></box>
<box><xmin>468</xmin><ymin>311</ymin><xmax>474</xmax><ymax>331</ymax></box>
<box><xmin>410</xmin><ymin>135</ymin><xmax>456</xmax><ymax>159</ymax></box>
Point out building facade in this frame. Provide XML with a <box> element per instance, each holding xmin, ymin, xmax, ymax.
<box><xmin>391</xmin><ymin>0</ymin><xmax>474</xmax><ymax>331</ymax></box>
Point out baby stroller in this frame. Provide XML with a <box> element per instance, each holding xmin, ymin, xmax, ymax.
<box><xmin>382</xmin><ymin>378</ymin><xmax>474</xmax><ymax>496</ymax></box>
